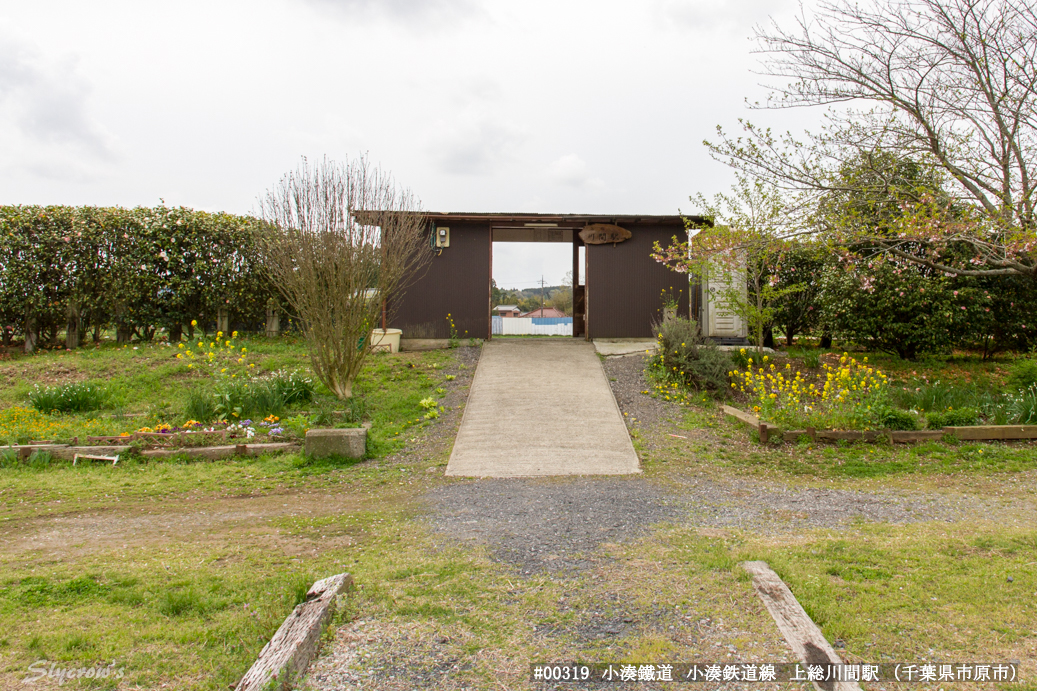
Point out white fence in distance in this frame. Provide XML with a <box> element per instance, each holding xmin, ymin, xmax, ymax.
<box><xmin>491</xmin><ymin>316</ymin><xmax>573</xmax><ymax>336</ymax></box>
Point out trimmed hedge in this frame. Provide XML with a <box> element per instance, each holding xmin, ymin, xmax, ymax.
<box><xmin>0</xmin><ymin>205</ymin><xmax>278</xmax><ymax>348</ymax></box>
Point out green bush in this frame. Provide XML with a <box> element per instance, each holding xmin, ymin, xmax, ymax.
<box><xmin>28</xmin><ymin>382</ymin><xmax>110</xmax><ymax>414</ymax></box>
<box><xmin>1008</xmin><ymin>359</ymin><xmax>1037</xmax><ymax>391</ymax></box>
<box><xmin>653</xmin><ymin>317</ymin><xmax>731</xmax><ymax>393</ymax></box>
<box><xmin>926</xmin><ymin>407</ymin><xmax>980</xmax><ymax>429</ymax></box>
<box><xmin>818</xmin><ymin>262</ymin><xmax>979</xmax><ymax>360</ymax></box>
<box><xmin>0</xmin><ymin>205</ymin><xmax>277</xmax><ymax>347</ymax></box>
<box><xmin>872</xmin><ymin>405</ymin><xmax>917</xmax><ymax>431</ymax></box>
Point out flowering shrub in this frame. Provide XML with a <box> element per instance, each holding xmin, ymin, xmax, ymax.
<box><xmin>731</xmin><ymin>353</ymin><xmax>896</xmax><ymax>430</ymax></box>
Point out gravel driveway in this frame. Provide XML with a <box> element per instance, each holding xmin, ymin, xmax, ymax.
<box><xmin>302</xmin><ymin>351</ymin><xmax>1002</xmax><ymax>691</ymax></box>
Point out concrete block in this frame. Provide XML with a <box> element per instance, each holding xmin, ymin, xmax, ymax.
<box><xmin>305</xmin><ymin>427</ymin><xmax>367</xmax><ymax>459</ymax></box>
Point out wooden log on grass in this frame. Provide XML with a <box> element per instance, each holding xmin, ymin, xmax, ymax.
<box><xmin>721</xmin><ymin>405</ymin><xmax>778</xmax><ymax>443</ymax></box>
<box><xmin>7</xmin><ymin>444</ymin><xmax>70</xmax><ymax>460</ymax></box>
<box><xmin>944</xmin><ymin>425</ymin><xmax>1037</xmax><ymax>441</ymax></box>
<box><xmin>236</xmin><ymin>573</ymin><xmax>353</xmax><ymax>691</ymax></box>
<box><xmin>816</xmin><ymin>430</ymin><xmax>883</xmax><ymax>442</ymax></box>
<box><xmin>721</xmin><ymin>405</ymin><xmax>760</xmax><ymax>427</ymax></box>
<box><xmin>742</xmin><ymin>561</ymin><xmax>861</xmax><ymax>691</ymax></box>
<box><xmin>890</xmin><ymin>430</ymin><xmax>945</xmax><ymax>443</ymax></box>
<box><xmin>142</xmin><ymin>443</ymin><xmax>299</xmax><ymax>460</ymax></box>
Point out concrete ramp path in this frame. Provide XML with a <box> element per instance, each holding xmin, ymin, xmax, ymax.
<box><xmin>446</xmin><ymin>339</ymin><xmax>640</xmax><ymax>477</ymax></box>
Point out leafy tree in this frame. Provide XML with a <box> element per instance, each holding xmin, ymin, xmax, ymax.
<box><xmin>770</xmin><ymin>243</ymin><xmax>827</xmax><ymax>346</ymax></box>
<box><xmin>818</xmin><ymin>259</ymin><xmax>985</xmax><ymax>358</ymax></box>
<box><xmin>653</xmin><ymin>175</ymin><xmax>809</xmax><ymax>353</ymax></box>
<box><xmin>709</xmin><ymin>0</ymin><xmax>1037</xmax><ymax>277</ymax></box>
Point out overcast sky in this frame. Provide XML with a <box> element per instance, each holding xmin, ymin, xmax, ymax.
<box><xmin>0</xmin><ymin>0</ymin><xmax>823</xmax><ymax>288</ymax></box>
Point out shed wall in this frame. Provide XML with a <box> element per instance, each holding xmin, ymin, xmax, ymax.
<box><xmin>586</xmin><ymin>223</ymin><xmax>689</xmax><ymax>338</ymax></box>
<box><xmin>388</xmin><ymin>221</ymin><xmax>491</xmax><ymax>339</ymax></box>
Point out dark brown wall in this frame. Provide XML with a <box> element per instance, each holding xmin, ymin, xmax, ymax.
<box><xmin>586</xmin><ymin>222</ymin><xmax>689</xmax><ymax>338</ymax></box>
<box><xmin>388</xmin><ymin>221</ymin><xmax>491</xmax><ymax>340</ymax></box>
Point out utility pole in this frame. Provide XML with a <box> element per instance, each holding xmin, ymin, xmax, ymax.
<box><xmin>540</xmin><ymin>276</ymin><xmax>545</xmax><ymax>317</ymax></box>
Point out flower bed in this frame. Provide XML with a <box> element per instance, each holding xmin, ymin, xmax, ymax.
<box><xmin>721</xmin><ymin>404</ymin><xmax>1037</xmax><ymax>444</ymax></box>
<box><xmin>728</xmin><ymin>351</ymin><xmax>912</xmax><ymax>431</ymax></box>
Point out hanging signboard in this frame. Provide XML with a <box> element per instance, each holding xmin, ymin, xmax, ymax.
<box><xmin>579</xmin><ymin>224</ymin><xmax>631</xmax><ymax>245</ymax></box>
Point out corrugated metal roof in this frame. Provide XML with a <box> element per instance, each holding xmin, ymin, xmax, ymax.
<box><xmin>354</xmin><ymin>211</ymin><xmax>709</xmax><ymax>226</ymax></box>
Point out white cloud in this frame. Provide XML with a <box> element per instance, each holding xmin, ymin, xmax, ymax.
<box><xmin>427</xmin><ymin>116</ymin><xmax>526</xmax><ymax>176</ymax></box>
<box><xmin>545</xmin><ymin>154</ymin><xmax>604</xmax><ymax>190</ymax></box>
<box><xmin>0</xmin><ymin>34</ymin><xmax>116</xmax><ymax>164</ymax></box>
<box><xmin>302</xmin><ymin>0</ymin><xmax>482</xmax><ymax>25</ymax></box>
<box><xmin>655</xmin><ymin>0</ymin><xmax>792</xmax><ymax>34</ymax></box>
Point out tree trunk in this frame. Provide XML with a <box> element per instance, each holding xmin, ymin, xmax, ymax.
<box><xmin>66</xmin><ymin>302</ymin><xmax>81</xmax><ymax>351</ymax></box>
<box><xmin>93</xmin><ymin>321</ymin><xmax>102</xmax><ymax>344</ymax></box>
<box><xmin>763</xmin><ymin>327</ymin><xmax>775</xmax><ymax>349</ymax></box>
<box><xmin>217</xmin><ymin>307</ymin><xmax>229</xmax><ymax>335</ymax></box>
<box><xmin>1</xmin><ymin>326</ymin><xmax>10</xmax><ymax>347</ymax></box>
<box><xmin>265</xmin><ymin>299</ymin><xmax>280</xmax><ymax>339</ymax></box>
<box><xmin>24</xmin><ymin>314</ymin><xmax>37</xmax><ymax>354</ymax></box>
<box><xmin>115</xmin><ymin>301</ymin><xmax>132</xmax><ymax>344</ymax></box>
<box><xmin>169</xmin><ymin>323</ymin><xmax>183</xmax><ymax>343</ymax></box>
<box><xmin>819</xmin><ymin>333</ymin><xmax>832</xmax><ymax>349</ymax></box>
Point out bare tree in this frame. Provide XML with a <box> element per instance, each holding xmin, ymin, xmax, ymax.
<box><xmin>260</xmin><ymin>157</ymin><xmax>429</xmax><ymax>399</ymax></box>
<box><xmin>709</xmin><ymin>0</ymin><xmax>1037</xmax><ymax>277</ymax></box>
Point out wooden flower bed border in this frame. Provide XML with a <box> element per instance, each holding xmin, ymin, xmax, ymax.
<box><xmin>3</xmin><ymin>440</ymin><xmax>299</xmax><ymax>462</ymax></box>
<box><xmin>721</xmin><ymin>405</ymin><xmax>1037</xmax><ymax>444</ymax></box>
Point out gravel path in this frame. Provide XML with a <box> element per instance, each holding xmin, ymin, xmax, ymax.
<box><xmin>427</xmin><ymin>478</ymin><xmax>680</xmax><ymax>574</ymax></box>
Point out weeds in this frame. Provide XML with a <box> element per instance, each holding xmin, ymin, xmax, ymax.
<box><xmin>894</xmin><ymin>380</ymin><xmax>1034</xmax><ymax>425</ymax></box>
<box><xmin>28</xmin><ymin>382</ymin><xmax>110</xmax><ymax>414</ymax></box>
<box><xmin>1011</xmin><ymin>384</ymin><xmax>1037</xmax><ymax>424</ymax></box>
<box><xmin>788</xmin><ymin>347</ymin><xmax>822</xmax><ymax>369</ymax></box>
<box><xmin>1007</xmin><ymin>358</ymin><xmax>1037</xmax><ymax>391</ymax></box>
<box><xmin>185</xmin><ymin>369</ymin><xmax>315</xmax><ymax>422</ymax></box>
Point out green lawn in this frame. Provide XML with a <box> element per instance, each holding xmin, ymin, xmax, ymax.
<box><xmin>0</xmin><ymin>339</ymin><xmax>466</xmax><ymax>688</ymax></box>
<box><xmin>2</xmin><ymin>341</ymin><xmax>1035</xmax><ymax>689</ymax></box>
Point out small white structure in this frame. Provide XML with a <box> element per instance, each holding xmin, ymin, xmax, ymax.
<box><xmin>697</xmin><ymin>262</ymin><xmax>748</xmax><ymax>343</ymax></box>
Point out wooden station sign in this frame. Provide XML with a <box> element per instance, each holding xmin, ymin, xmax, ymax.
<box><xmin>579</xmin><ymin>224</ymin><xmax>631</xmax><ymax>245</ymax></box>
